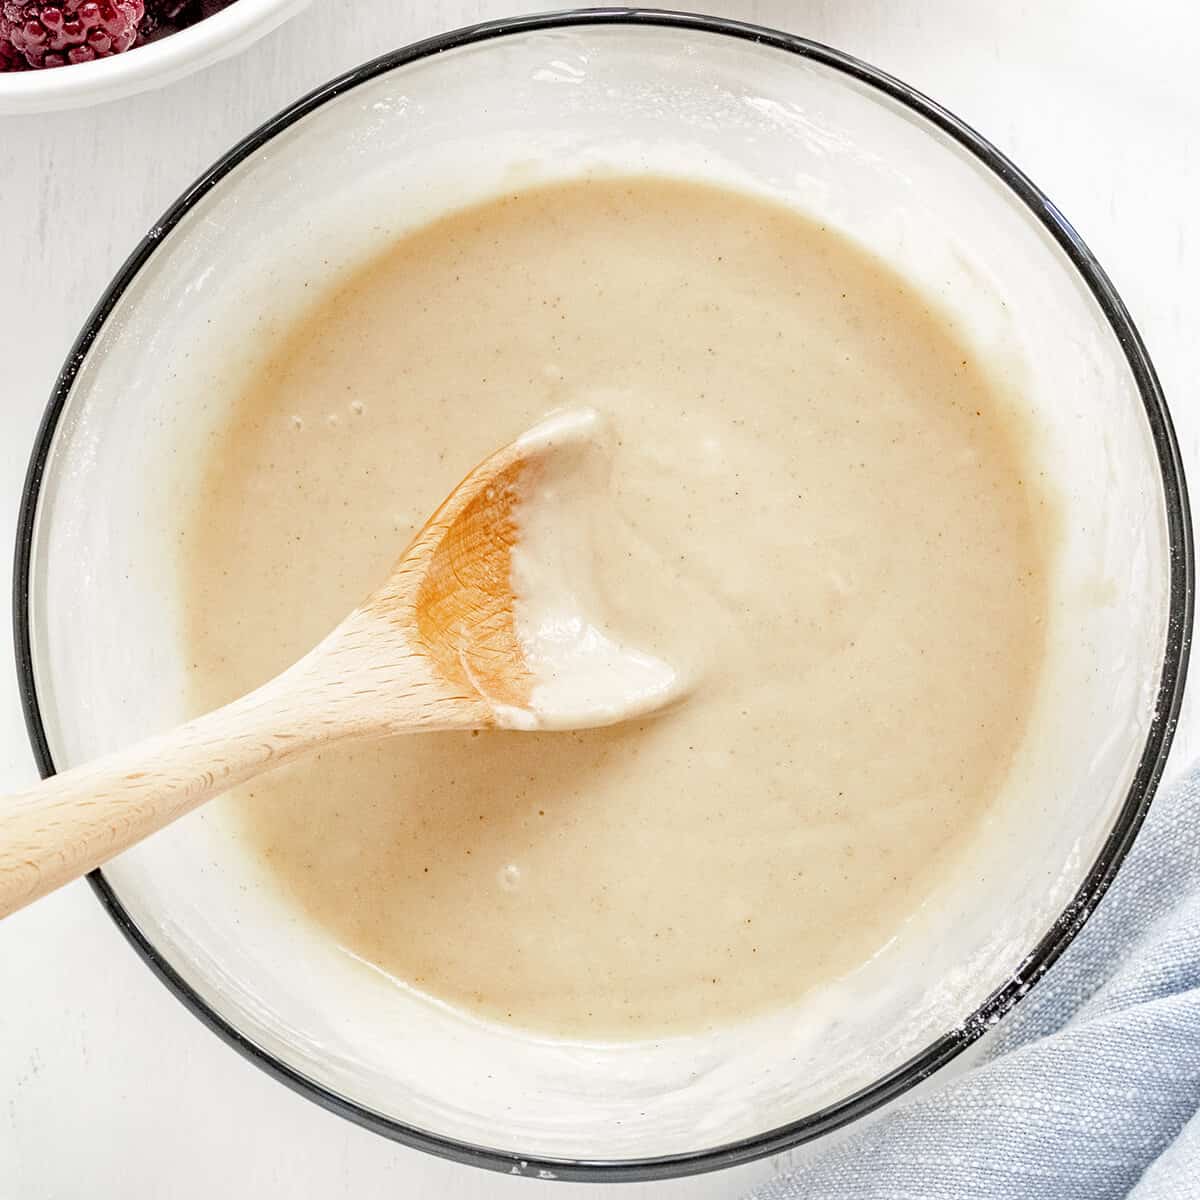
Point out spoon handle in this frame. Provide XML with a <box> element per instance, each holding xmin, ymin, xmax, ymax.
<box><xmin>0</xmin><ymin>604</ymin><xmax>496</xmax><ymax>920</ymax></box>
<box><xmin>0</xmin><ymin>672</ymin><xmax>333</xmax><ymax>919</ymax></box>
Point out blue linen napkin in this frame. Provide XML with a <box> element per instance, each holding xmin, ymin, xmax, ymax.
<box><xmin>749</xmin><ymin>765</ymin><xmax>1200</xmax><ymax>1200</ymax></box>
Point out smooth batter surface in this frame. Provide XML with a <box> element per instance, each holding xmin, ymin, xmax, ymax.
<box><xmin>180</xmin><ymin>176</ymin><xmax>1050</xmax><ymax>1039</ymax></box>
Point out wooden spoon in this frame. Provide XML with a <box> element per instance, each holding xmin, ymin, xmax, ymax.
<box><xmin>0</xmin><ymin>409</ymin><xmax>680</xmax><ymax>919</ymax></box>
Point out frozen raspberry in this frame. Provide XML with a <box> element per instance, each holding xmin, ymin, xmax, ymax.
<box><xmin>3</xmin><ymin>0</ymin><xmax>145</xmax><ymax>69</ymax></box>
<box><xmin>0</xmin><ymin>16</ymin><xmax>29</xmax><ymax>69</ymax></box>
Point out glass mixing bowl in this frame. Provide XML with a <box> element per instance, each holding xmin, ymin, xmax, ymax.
<box><xmin>14</xmin><ymin>9</ymin><xmax>1192</xmax><ymax>1182</ymax></box>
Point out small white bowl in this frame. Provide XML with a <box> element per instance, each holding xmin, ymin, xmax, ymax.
<box><xmin>0</xmin><ymin>0</ymin><xmax>310</xmax><ymax>114</ymax></box>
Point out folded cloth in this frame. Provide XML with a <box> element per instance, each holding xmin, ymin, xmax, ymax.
<box><xmin>749</xmin><ymin>766</ymin><xmax>1200</xmax><ymax>1200</ymax></box>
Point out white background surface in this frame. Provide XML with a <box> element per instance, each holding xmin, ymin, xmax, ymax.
<box><xmin>1</xmin><ymin>2</ymin><xmax>1198</xmax><ymax>1195</ymax></box>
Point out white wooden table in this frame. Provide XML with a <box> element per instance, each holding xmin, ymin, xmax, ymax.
<box><xmin>2</xmin><ymin>2</ymin><xmax>1197</xmax><ymax>1195</ymax></box>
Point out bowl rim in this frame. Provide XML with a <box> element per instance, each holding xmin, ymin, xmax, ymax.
<box><xmin>12</xmin><ymin>6</ymin><xmax>1195</xmax><ymax>1183</ymax></box>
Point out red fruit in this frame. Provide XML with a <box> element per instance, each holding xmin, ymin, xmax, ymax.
<box><xmin>0</xmin><ymin>16</ymin><xmax>29</xmax><ymax>69</ymax></box>
<box><xmin>2</xmin><ymin>0</ymin><xmax>145</xmax><ymax>69</ymax></box>
<box><xmin>0</xmin><ymin>11</ymin><xmax>33</xmax><ymax>69</ymax></box>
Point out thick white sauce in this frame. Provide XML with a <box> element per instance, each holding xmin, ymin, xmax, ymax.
<box><xmin>180</xmin><ymin>176</ymin><xmax>1050</xmax><ymax>1038</ymax></box>
<box><xmin>501</xmin><ymin>407</ymin><xmax>684</xmax><ymax>731</ymax></box>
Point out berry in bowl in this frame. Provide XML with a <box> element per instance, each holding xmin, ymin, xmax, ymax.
<box><xmin>0</xmin><ymin>0</ymin><xmax>308</xmax><ymax>111</ymax></box>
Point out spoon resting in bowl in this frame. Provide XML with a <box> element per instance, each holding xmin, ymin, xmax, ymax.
<box><xmin>0</xmin><ymin>408</ymin><xmax>682</xmax><ymax>919</ymax></box>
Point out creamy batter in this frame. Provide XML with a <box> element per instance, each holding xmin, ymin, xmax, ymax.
<box><xmin>180</xmin><ymin>176</ymin><xmax>1050</xmax><ymax>1039</ymax></box>
<box><xmin>503</xmin><ymin>408</ymin><xmax>686</xmax><ymax>730</ymax></box>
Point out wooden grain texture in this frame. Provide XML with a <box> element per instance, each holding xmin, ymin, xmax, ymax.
<box><xmin>394</xmin><ymin>453</ymin><xmax>535</xmax><ymax>711</ymax></box>
<box><xmin>1</xmin><ymin>2</ymin><xmax>1198</xmax><ymax>1197</ymax></box>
